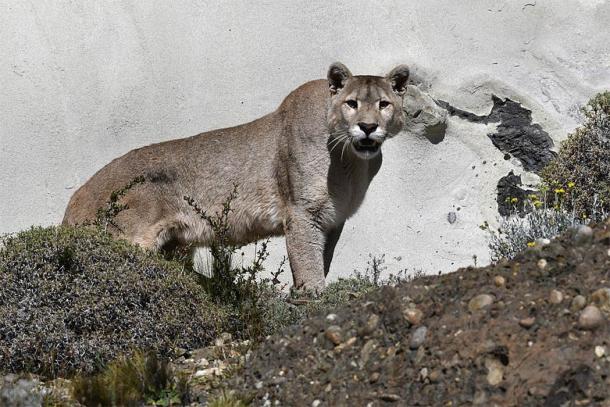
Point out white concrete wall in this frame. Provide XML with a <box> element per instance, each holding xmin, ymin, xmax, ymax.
<box><xmin>1</xmin><ymin>1</ymin><xmax>609</xmax><ymax>283</ymax></box>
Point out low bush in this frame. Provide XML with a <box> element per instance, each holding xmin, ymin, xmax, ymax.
<box><xmin>541</xmin><ymin>91</ymin><xmax>610</xmax><ymax>221</ymax></box>
<box><xmin>485</xmin><ymin>204</ymin><xmax>582</xmax><ymax>262</ymax></box>
<box><xmin>72</xmin><ymin>351</ymin><xmax>188</xmax><ymax>407</ymax></box>
<box><xmin>0</xmin><ymin>226</ymin><xmax>226</xmax><ymax>378</ymax></box>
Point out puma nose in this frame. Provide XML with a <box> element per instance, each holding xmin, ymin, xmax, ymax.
<box><xmin>358</xmin><ymin>122</ymin><xmax>378</xmax><ymax>136</ymax></box>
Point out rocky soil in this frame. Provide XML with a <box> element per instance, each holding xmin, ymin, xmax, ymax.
<box><xmin>232</xmin><ymin>221</ymin><xmax>610</xmax><ymax>406</ymax></box>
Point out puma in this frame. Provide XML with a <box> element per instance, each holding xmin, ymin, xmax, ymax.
<box><xmin>63</xmin><ymin>62</ymin><xmax>410</xmax><ymax>290</ymax></box>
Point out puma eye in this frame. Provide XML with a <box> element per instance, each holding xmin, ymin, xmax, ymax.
<box><xmin>345</xmin><ymin>100</ymin><xmax>358</xmax><ymax>109</ymax></box>
<box><xmin>379</xmin><ymin>100</ymin><xmax>391</xmax><ymax>109</ymax></box>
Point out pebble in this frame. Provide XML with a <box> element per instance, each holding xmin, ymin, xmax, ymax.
<box><xmin>519</xmin><ymin>317</ymin><xmax>536</xmax><ymax>329</ymax></box>
<box><xmin>403</xmin><ymin>307</ymin><xmax>423</xmax><ymax>326</ymax></box>
<box><xmin>362</xmin><ymin>314</ymin><xmax>380</xmax><ymax>335</ymax></box>
<box><xmin>255</xmin><ymin>381</ymin><xmax>264</xmax><ymax>389</ymax></box>
<box><xmin>575</xmin><ymin>225</ymin><xmax>594</xmax><ymax>243</ymax></box>
<box><xmin>325</xmin><ymin>313</ymin><xmax>338</xmax><ymax>322</ymax></box>
<box><xmin>595</xmin><ymin>346</ymin><xmax>606</xmax><ymax>358</ymax></box>
<box><xmin>379</xmin><ymin>394</ymin><xmax>401</xmax><ymax>402</ymax></box>
<box><xmin>494</xmin><ymin>276</ymin><xmax>506</xmax><ymax>287</ymax></box>
<box><xmin>325</xmin><ymin>325</ymin><xmax>343</xmax><ymax>345</ymax></box>
<box><xmin>485</xmin><ymin>358</ymin><xmax>504</xmax><ymax>386</ymax></box>
<box><xmin>468</xmin><ymin>294</ymin><xmax>494</xmax><ymax>312</ymax></box>
<box><xmin>571</xmin><ymin>295</ymin><xmax>587</xmax><ymax>311</ymax></box>
<box><xmin>419</xmin><ymin>367</ymin><xmax>428</xmax><ymax>382</ymax></box>
<box><xmin>312</xmin><ymin>400</ymin><xmax>322</xmax><ymax>407</ymax></box>
<box><xmin>549</xmin><ymin>289</ymin><xmax>564</xmax><ymax>304</ymax></box>
<box><xmin>535</xmin><ymin>238</ymin><xmax>551</xmax><ymax>246</ymax></box>
<box><xmin>591</xmin><ymin>288</ymin><xmax>610</xmax><ymax>312</ymax></box>
<box><xmin>578</xmin><ymin>305</ymin><xmax>605</xmax><ymax>330</ymax></box>
<box><xmin>369</xmin><ymin>372</ymin><xmax>380</xmax><ymax>383</ymax></box>
<box><xmin>428</xmin><ymin>369</ymin><xmax>441</xmax><ymax>383</ymax></box>
<box><xmin>334</xmin><ymin>337</ymin><xmax>357</xmax><ymax>352</ymax></box>
<box><xmin>537</xmin><ymin>259</ymin><xmax>548</xmax><ymax>270</ymax></box>
<box><xmin>360</xmin><ymin>340</ymin><xmax>376</xmax><ymax>366</ymax></box>
<box><xmin>410</xmin><ymin>326</ymin><xmax>428</xmax><ymax>349</ymax></box>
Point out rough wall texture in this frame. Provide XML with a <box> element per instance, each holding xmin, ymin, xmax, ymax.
<box><xmin>1</xmin><ymin>1</ymin><xmax>609</xmax><ymax>283</ymax></box>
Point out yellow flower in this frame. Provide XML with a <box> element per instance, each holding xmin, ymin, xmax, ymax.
<box><xmin>510</xmin><ymin>197</ymin><xmax>519</xmax><ymax>203</ymax></box>
<box><xmin>528</xmin><ymin>194</ymin><xmax>539</xmax><ymax>201</ymax></box>
<box><xmin>554</xmin><ymin>188</ymin><xmax>565</xmax><ymax>194</ymax></box>
<box><xmin>534</xmin><ymin>201</ymin><xmax>543</xmax><ymax>208</ymax></box>
<box><xmin>567</xmin><ymin>181</ymin><xmax>576</xmax><ymax>188</ymax></box>
<box><xmin>527</xmin><ymin>242</ymin><xmax>536</xmax><ymax>247</ymax></box>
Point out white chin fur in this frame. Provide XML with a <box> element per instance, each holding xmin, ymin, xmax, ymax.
<box><xmin>350</xmin><ymin>143</ymin><xmax>381</xmax><ymax>159</ymax></box>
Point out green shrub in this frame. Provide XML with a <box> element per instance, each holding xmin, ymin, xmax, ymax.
<box><xmin>541</xmin><ymin>91</ymin><xmax>610</xmax><ymax>220</ymax></box>
<box><xmin>484</xmin><ymin>202</ymin><xmax>582</xmax><ymax>262</ymax></box>
<box><xmin>184</xmin><ymin>187</ymin><xmax>301</xmax><ymax>340</ymax></box>
<box><xmin>0</xmin><ymin>226</ymin><xmax>227</xmax><ymax>378</ymax></box>
<box><xmin>72</xmin><ymin>351</ymin><xmax>188</xmax><ymax>406</ymax></box>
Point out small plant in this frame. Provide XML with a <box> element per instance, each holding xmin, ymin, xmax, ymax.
<box><xmin>94</xmin><ymin>176</ymin><xmax>145</xmax><ymax>232</ymax></box>
<box><xmin>484</xmin><ymin>202</ymin><xmax>582</xmax><ymax>262</ymax></box>
<box><xmin>72</xmin><ymin>351</ymin><xmax>189</xmax><ymax>407</ymax></box>
<box><xmin>208</xmin><ymin>391</ymin><xmax>250</xmax><ymax>407</ymax></box>
<box><xmin>184</xmin><ymin>186</ymin><xmax>293</xmax><ymax>340</ymax></box>
<box><xmin>541</xmin><ymin>91</ymin><xmax>610</xmax><ymax>221</ymax></box>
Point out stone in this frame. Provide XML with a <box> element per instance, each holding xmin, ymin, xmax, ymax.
<box><xmin>571</xmin><ymin>295</ymin><xmax>587</xmax><ymax>311</ymax></box>
<box><xmin>410</xmin><ymin>326</ymin><xmax>428</xmax><ymax>349</ymax></box>
<box><xmin>379</xmin><ymin>393</ymin><xmax>401</xmax><ymax>402</ymax></box>
<box><xmin>419</xmin><ymin>367</ymin><xmax>429</xmax><ymax>382</ymax></box>
<box><xmin>595</xmin><ymin>346</ymin><xmax>606</xmax><ymax>358</ymax></box>
<box><xmin>312</xmin><ymin>400</ymin><xmax>322</xmax><ymax>407</ymax></box>
<box><xmin>360</xmin><ymin>340</ymin><xmax>376</xmax><ymax>366</ymax></box>
<box><xmin>549</xmin><ymin>289</ymin><xmax>563</xmax><ymax>304</ymax></box>
<box><xmin>428</xmin><ymin>369</ymin><xmax>441</xmax><ymax>383</ymax></box>
<box><xmin>578</xmin><ymin>305</ymin><xmax>605</xmax><ymax>330</ymax></box>
<box><xmin>494</xmin><ymin>276</ymin><xmax>506</xmax><ymax>287</ymax></box>
<box><xmin>325</xmin><ymin>313</ymin><xmax>338</xmax><ymax>322</ymax></box>
<box><xmin>403</xmin><ymin>85</ymin><xmax>448</xmax><ymax>144</ymax></box>
<box><xmin>325</xmin><ymin>325</ymin><xmax>343</xmax><ymax>345</ymax></box>
<box><xmin>362</xmin><ymin>314</ymin><xmax>380</xmax><ymax>335</ymax></box>
<box><xmin>537</xmin><ymin>259</ymin><xmax>548</xmax><ymax>270</ymax></box>
<box><xmin>403</xmin><ymin>307</ymin><xmax>423</xmax><ymax>326</ymax></box>
<box><xmin>485</xmin><ymin>358</ymin><xmax>504</xmax><ymax>386</ymax></box>
<box><xmin>519</xmin><ymin>317</ymin><xmax>536</xmax><ymax>329</ymax></box>
<box><xmin>574</xmin><ymin>225</ymin><xmax>594</xmax><ymax>243</ymax></box>
<box><xmin>447</xmin><ymin>211</ymin><xmax>457</xmax><ymax>224</ymax></box>
<box><xmin>468</xmin><ymin>294</ymin><xmax>494</xmax><ymax>312</ymax></box>
<box><xmin>334</xmin><ymin>337</ymin><xmax>357</xmax><ymax>352</ymax></box>
<box><xmin>591</xmin><ymin>288</ymin><xmax>610</xmax><ymax>312</ymax></box>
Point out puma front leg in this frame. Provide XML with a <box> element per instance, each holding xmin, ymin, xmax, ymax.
<box><xmin>284</xmin><ymin>209</ymin><xmax>326</xmax><ymax>291</ymax></box>
<box><xmin>323</xmin><ymin>222</ymin><xmax>345</xmax><ymax>277</ymax></box>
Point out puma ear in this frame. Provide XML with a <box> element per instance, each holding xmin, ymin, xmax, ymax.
<box><xmin>386</xmin><ymin>65</ymin><xmax>410</xmax><ymax>96</ymax></box>
<box><xmin>327</xmin><ymin>62</ymin><xmax>352</xmax><ymax>94</ymax></box>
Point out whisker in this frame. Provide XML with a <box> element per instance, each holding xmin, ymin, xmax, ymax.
<box><xmin>328</xmin><ymin>135</ymin><xmax>346</xmax><ymax>154</ymax></box>
<box><xmin>328</xmin><ymin>134</ymin><xmax>348</xmax><ymax>154</ymax></box>
<box><xmin>340</xmin><ymin>138</ymin><xmax>349</xmax><ymax>162</ymax></box>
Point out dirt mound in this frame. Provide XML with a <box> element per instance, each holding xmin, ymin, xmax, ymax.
<box><xmin>234</xmin><ymin>221</ymin><xmax>610</xmax><ymax>406</ymax></box>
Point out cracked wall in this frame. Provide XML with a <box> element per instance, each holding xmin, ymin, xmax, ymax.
<box><xmin>1</xmin><ymin>1</ymin><xmax>609</xmax><ymax>283</ymax></box>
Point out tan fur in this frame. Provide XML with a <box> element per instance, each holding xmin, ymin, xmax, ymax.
<box><xmin>63</xmin><ymin>63</ymin><xmax>410</xmax><ymax>290</ymax></box>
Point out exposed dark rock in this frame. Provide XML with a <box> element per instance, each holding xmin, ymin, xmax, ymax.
<box><xmin>437</xmin><ymin>96</ymin><xmax>556</xmax><ymax>172</ymax></box>
<box><xmin>496</xmin><ymin>171</ymin><xmax>537</xmax><ymax>216</ymax></box>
